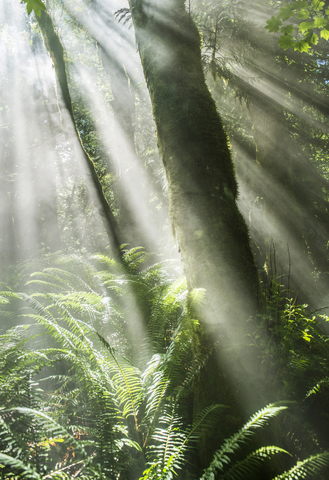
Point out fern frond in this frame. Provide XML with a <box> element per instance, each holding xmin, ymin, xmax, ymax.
<box><xmin>114</xmin><ymin>7</ymin><xmax>131</xmax><ymax>25</ymax></box>
<box><xmin>201</xmin><ymin>404</ymin><xmax>287</xmax><ymax>479</ymax></box>
<box><xmin>222</xmin><ymin>446</ymin><xmax>289</xmax><ymax>480</ymax></box>
<box><xmin>28</xmin><ymin>267</ymin><xmax>98</xmax><ymax>295</ymax></box>
<box><xmin>94</xmin><ymin>331</ymin><xmax>143</xmax><ymax>426</ymax></box>
<box><xmin>0</xmin><ymin>452</ymin><xmax>41</xmax><ymax>479</ymax></box>
<box><xmin>271</xmin><ymin>452</ymin><xmax>329</xmax><ymax>479</ymax></box>
<box><xmin>11</xmin><ymin>407</ymin><xmax>87</xmax><ymax>456</ymax></box>
<box><xmin>122</xmin><ymin>246</ymin><xmax>149</xmax><ymax>272</ymax></box>
<box><xmin>0</xmin><ymin>411</ymin><xmax>26</xmax><ymax>460</ymax></box>
<box><xmin>188</xmin><ymin>404</ymin><xmax>225</xmax><ymax>437</ymax></box>
<box><xmin>142</xmin><ymin>355</ymin><xmax>171</xmax><ymax>448</ymax></box>
<box><xmin>145</xmin><ymin>406</ymin><xmax>187</xmax><ymax>479</ymax></box>
<box><xmin>187</xmin><ymin>288</ymin><xmax>206</xmax><ymax>312</ymax></box>
<box><xmin>306</xmin><ymin>377</ymin><xmax>329</xmax><ymax>397</ymax></box>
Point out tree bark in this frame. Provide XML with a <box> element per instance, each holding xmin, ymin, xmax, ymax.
<box><xmin>129</xmin><ymin>0</ymin><xmax>259</xmax><ymax>335</ymax></box>
<box><xmin>36</xmin><ymin>9</ymin><xmax>123</xmax><ymax>257</ymax></box>
<box><xmin>128</xmin><ymin>5</ymin><xmax>262</xmax><ymax>463</ymax></box>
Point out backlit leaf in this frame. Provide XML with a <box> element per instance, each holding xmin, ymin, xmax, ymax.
<box><xmin>265</xmin><ymin>16</ymin><xmax>282</xmax><ymax>32</ymax></box>
<box><xmin>320</xmin><ymin>28</ymin><xmax>329</xmax><ymax>39</ymax></box>
<box><xmin>294</xmin><ymin>40</ymin><xmax>311</xmax><ymax>52</ymax></box>
<box><xmin>297</xmin><ymin>8</ymin><xmax>310</xmax><ymax>19</ymax></box>
<box><xmin>278</xmin><ymin>34</ymin><xmax>295</xmax><ymax>50</ymax></box>
<box><xmin>313</xmin><ymin>0</ymin><xmax>325</xmax><ymax>11</ymax></box>
<box><xmin>298</xmin><ymin>21</ymin><xmax>314</xmax><ymax>32</ymax></box>
<box><xmin>313</xmin><ymin>16</ymin><xmax>327</xmax><ymax>28</ymax></box>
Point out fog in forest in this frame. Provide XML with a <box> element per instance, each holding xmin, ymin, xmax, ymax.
<box><xmin>1</xmin><ymin>0</ymin><xmax>329</xmax><ymax>478</ymax></box>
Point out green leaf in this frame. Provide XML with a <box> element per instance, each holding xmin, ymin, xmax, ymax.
<box><xmin>293</xmin><ymin>0</ymin><xmax>309</xmax><ymax>9</ymax></box>
<box><xmin>20</xmin><ymin>0</ymin><xmax>46</xmax><ymax>17</ymax></box>
<box><xmin>320</xmin><ymin>28</ymin><xmax>329</xmax><ymax>39</ymax></box>
<box><xmin>278</xmin><ymin>34</ymin><xmax>295</xmax><ymax>50</ymax></box>
<box><xmin>313</xmin><ymin>0</ymin><xmax>325</xmax><ymax>11</ymax></box>
<box><xmin>294</xmin><ymin>40</ymin><xmax>311</xmax><ymax>51</ymax></box>
<box><xmin>304</xmin><ymin>30</ymin><xmax>319</xmax><ymax>44</ymax></box>
<box><xmin>280</xmin><ymin>25</ymin><xmax>295</xmax><ymax>35</ymax></box>
<box><xmin>313</xmin><ymin>16</ymin><xmax>328</xmax><ymax>28</ymax></box>
<box><xmin>310</xmin><ymin>33</ymin><xmax>319</xmax><ymax>44</ymax></box>
<box><xmin>299</xmin><ymin>21</ymin><xmax>314</xmax><ymax>32</ymax></box>
<box><xmin>265</xmin><ymin>16</ymin><xmax>282</xmax><ymax>32</ymax></box>
<box><xmin>279</xmin><ymin>5</ymin><xmax>295</xmax><ymax>21</ymax></box>
<box><xmin>297</xmin><ymin>8</ymin><xmax>310</xmax><ymax>19</ymax></box>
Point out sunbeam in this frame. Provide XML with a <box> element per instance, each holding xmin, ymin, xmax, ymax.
<box><xmin>1</xmin><ymin>0</ymin><xmax>329</xmax><ymax>478</ymax></box>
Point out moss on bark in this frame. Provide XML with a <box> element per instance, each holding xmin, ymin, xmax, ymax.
<box><xmin>130</xmin><ymin>1</ymin><xmax>262</xmax><ymax>469</ymax></box>
<box><xmin>129</xmin><ymin>0</ymin><xmax>258</xmax><ymax>326</ymax></box>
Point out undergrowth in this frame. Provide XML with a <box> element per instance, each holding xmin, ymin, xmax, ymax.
<box><xmin>0</xmin><ymin>248</ymin><xmax>329</xmax><ymax>479</ymax></box>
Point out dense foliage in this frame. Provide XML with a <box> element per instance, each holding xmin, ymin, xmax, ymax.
<box><xmin>0</xmin><ymin>250</ymin><xmax>329</xmax><ymax>478</ymax></box>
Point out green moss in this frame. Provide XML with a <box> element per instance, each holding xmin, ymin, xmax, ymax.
<box><xmin>130</xmin><ymin>0</ymin><xmax>259</xmax><ymax>319</ymax></box>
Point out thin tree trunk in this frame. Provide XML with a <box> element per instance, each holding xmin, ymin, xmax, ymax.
<box><xmin>36</xmin><ymin>9</ymin><xmax>123</xmax><ymax>256</ymax></box>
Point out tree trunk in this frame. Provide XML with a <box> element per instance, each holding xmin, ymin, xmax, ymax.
<box><xmin>129</xmin><ymin>0</ymin><xmax>258</xmax><ymax>334</ymax></box>
<box><xmin>129</xmin><ymin>2</ymin><xmax>262</xmax><ymax>455</ymax></box>
<box><xmin>37</xmin><ymin>9</ymin><xmax>123</xmax><ymax>258</ymax></box>
<box><xmin>129</xmin><ymin>2</ymin><xmax>261</xmax><ymax>468</ymax></box>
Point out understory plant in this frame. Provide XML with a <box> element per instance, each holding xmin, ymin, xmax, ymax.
<box><xmin>248</xmin><ymin>272</ymin><xmax>329</xmax><ymax>458</ymax></box>
<box><xmin>0</xmin><ymin>250</ymin><xmax>329</xmax><ymax>479</ymax></box>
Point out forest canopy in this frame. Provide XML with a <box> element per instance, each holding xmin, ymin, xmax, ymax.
<box><xmin>1</xmin><ymin>0</ymin><xmax>329</xmax><ymax>478</ymax></box>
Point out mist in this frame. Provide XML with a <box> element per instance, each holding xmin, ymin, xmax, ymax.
<box><xmin>1</xmin><ymin>0</ymin><xmax>329</xmax><ymax>478</ymax></box>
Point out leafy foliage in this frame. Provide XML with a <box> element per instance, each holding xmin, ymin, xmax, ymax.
<box><xmin>265</xmin><ymin>0</ymin><xmax>329</xmax><ymax>51</ymax></box>
<box><xmin>20</xmin><ymin>0</ymin><xmax>45</xmax><ymax>17</ymax></box>
<box><xmin>200</xmin><ymin>404</ymin><xmax>288</xmax><ymax>480</ymax></box>
<box><xmin>249</xmin><ymin>292</ymin><xmax>329</xmax><ymax>401</ymax></box>
<box><xmin>1</xmin><ymin>252</ymin><xmax>329</xmax><ymax>478</ymax></box>
<box><xmin>0</xmin><ymin>251</ymin><xmax>197</xmax><ymax>478</ymax></box>
<box><xmin>271</xmin><ymin>452</ymin><xmax>329</xmax><ymax>480</ymax></box>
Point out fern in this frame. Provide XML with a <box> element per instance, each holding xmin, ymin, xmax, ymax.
<box><xmin>114</xmin><ymin>7</ymin><xmax>132</xmax><ymax>26</ymax></box>
<box><xmin>306</xmin><ymin>377</ymin><xmax>329</xmax><ymax>397</ymax></box>
<box><xmin>221</xmin><ymin>446</ymin><xmax>288</xmax><ymax>480</ymax></box>
<box><xmin>0</xmin><ymin>452</ymin><xmax>41</xmax><ymax>479</ymax></box>
<box><xmin>142</xmin><ymin>405</ymin><xmax>187</xmax><ymax>480</ymax></box>
<box><xmin>271</xmin><ymin>452</ymin><xmax>329</xmax><ymax>479</ymax></box>
<box><xmin>201</xmin><ymin>404</ymin><xmax>288</xmax><ymax>480</ymax></box>
<box><xmin>1</xmin><ymin>251</ymin><xmax>329</xmax><ymax>479</ymax></box>
<box><xmin>0</xmin><ymin>407</ymin><xmax>92</xmax><ymax>478</ymax></box>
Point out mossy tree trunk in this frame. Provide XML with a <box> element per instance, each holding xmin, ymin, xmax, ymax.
<box><xmin>129</xmin><ymin>2</ymin><xmax>262</xmax><ymax>454</ymax></box>
<box><xmin>37</xmin><ymin>9</ymin><xmax>123</xmax><ymax>257</ymax></box>
<box><xmin>129</xmin><ymin>1</ymin><xmax>262</xmax><ymax>468</ymax></box>
<box><xmin>129</xmin><ymin>0</ymin><xmax>258</xmax><ymax>334</ymax></box>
